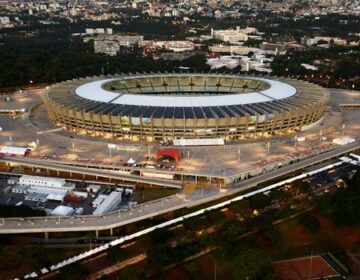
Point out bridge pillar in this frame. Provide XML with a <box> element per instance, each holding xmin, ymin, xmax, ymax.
<box><xmin>44</xmin><ymin>232</ymin><xmax>49</xmax><ymax>240</ymax></box>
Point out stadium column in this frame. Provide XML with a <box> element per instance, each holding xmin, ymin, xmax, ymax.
<box><xmin>139</xmin><ymin>117</ymin><xmax>144</xmax><ymax>139</ymax></box>
<box><xmin>172</xmin><ymin>115</ymin><xmax>175</xmax><ymax>139</ymax></box>
<box><xmin>44</xmin><ymin>231</ymin><xmax>49</xmax><ymax>240</ymax></box>
<box><xmin>108</xmin><ymin>115</ymin><xmax>115</xmax><ymax>138</ymax></box>
<box><xmin>129</xmin><ymin>116</ymin><xmax>134</xmax><ymax>140</ymax></box>
<box><xmin>80</xmin><ymin>111</ymin><xmax>87</xmax><ymax>134</ymax></box>
<box><xmin>72</xmin><ymin>110</ymin><xmax>81</xmax><ymax>132</ymax></box>
<box><xmin>117</xmin><ymin>115</ymin><xmax>124</xmax><ymax>139</ymax></box>
<box><xmin>183</xmin><ymin>113</ymin><xmax>186</xmax><ymax>139</ymax></box>
<box><xmin>98</xmin><ymin>114</ymin><xmax>105</xmax><ymax>136</ymax></box>
<box><xmin>150</xmin><ymin>118</ymin><xmax>155</xmax><ymax>140</ymax></box>
<box><xmin>225</xmin><ymin>116</ymin><xmax>230</xmax><ymax>139</ymax></box>
<box><xmin>245</xmin><ymin>114</ymin><xmax>250</xmax><ymax>138</ymax></box>
<box><xmin>88</xmin><ymin>113</ymin><xmax>96</xmax><ymax>135</ymax></box>
<box><xmin>161</xmin><ymin>115</ymin><xmax>165</xmax><ymax>140</ymax></box>
<box><xmin>294</xmin><ymin>111</ymin><xmax>302</xmax><ymax>132</ymax></box>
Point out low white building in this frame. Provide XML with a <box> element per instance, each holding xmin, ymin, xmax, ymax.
<box><xmin>92</xmin><ymin>194</ymin><xmax>107</xmax><ymax>208</ymax></box>
<box><xmin>211</xmin><ymin>26</ymin><xmax>257</xmax><ymax>42</ymax></box>
<box><xmin>11</xmin><ymin>185</ymin><xmax>28</xmax><ymax>194</ymax></box>
<box><xmin>332</xmin><ymin>136</ymin><xmax>356</xmax><ymax>146</ymax></box>
<box><xmin>50</xmin><ymin>205</ymin><xmax>74</xmax><ymax>216</ymax></box>
<box><xmin>93</xmin><ymin>191</ymin><xmax>122</xmax><ymax>215</ymax></box>
<box><xmin>87</xmin><ymin>184</ymin><xmax>101</xmax><ymax>193</ymax></box>
<box><xmin>19</xmin><ymin>175</ymin><xmax>75</xmax><ymax>191</ymax></box>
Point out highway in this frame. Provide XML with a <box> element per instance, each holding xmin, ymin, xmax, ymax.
<box><xmin>0</xmin><ymin>156</ymin><xmax>182</xmax><ymax>189</ymax></box>
<box><xmin>0</xmin><ymin>141</ymin><xmax>359</xmax><ymax>235</ymax></box>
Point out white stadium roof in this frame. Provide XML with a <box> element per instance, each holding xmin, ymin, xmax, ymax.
<box><xmin>74</xmin><ymin>76</ymin><xmax>297</xmax><ymax>107</ymax></box>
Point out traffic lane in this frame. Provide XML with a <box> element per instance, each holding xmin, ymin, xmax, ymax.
<box><xmin>0</xmin><ymin>142</ymin><xmax>358</xmax><ymax>234</ymax></box>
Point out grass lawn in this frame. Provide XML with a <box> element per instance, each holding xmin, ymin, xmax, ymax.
<box><xmin>270</xmin><ymin>215</ymin><xmax>337</xmax><ymax>260</ymax></box>
<box><xmin>132</xmin><ymin>187</ymin><xmax>178</xmax><ymax>203</ymax></box>
<box><xmin>0</xmin><ymin>245</ymin><xmax>84</xmax><ymax>279</ymax></box>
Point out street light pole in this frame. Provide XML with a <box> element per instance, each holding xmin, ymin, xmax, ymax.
<box><xmin>319</xmin><ymin>130</ymin><xmax>323</xmax><ymax>142</ymax></box>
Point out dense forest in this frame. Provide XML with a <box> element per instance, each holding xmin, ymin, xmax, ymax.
<box><xmin>1</xmin><ymin>14</ymin><xmax>359</xmax><ymax>91</ymax></box>
<box><xmin>0</xmin><ymin>31</ymin><xmax>210</xmax><ymax>91</ymax></box>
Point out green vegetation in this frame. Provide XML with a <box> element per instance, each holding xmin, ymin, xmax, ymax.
<box><xmin>249</xmin><ymin>193</ymin><xmax>272</xmax><ymax>209</ymax></box>
<box><xmin>118</xmin><ymin>265</ymin><xmax>143</xmax><ymax>280</ymax></box>
<box><xmin>318</xmin><ymin>170</ymin><xmax>360</xmax><ymax>226</ymax></box>
<box><xmin>134</xmin><ymin>187</ymin><xmax>178</xmax><ymax>203</ymax></box>
<box><xmin>271</xmin><ymin>46</ymin><xmax>360</xmax><ymax>90</ymax></box>
<box><xmin>57</xmin><ymin>262</ymin><xmax>89</xmax><ymax>280</ymax></box>
<box><xmin>292</xmin><ymin>180</ymin><xmax>311</xmax><ymax>194</ymax></box>
<box><xmin>107</xmin><ymin>246</ymin><xmax>128</xmax><ymax>263</ymax></box>
<box><xmin>146</xmin><ymin>240</ymin><xmax>200</xmax><ymax>273</ymax></box>
<box><xmin>0</xmin><ymin>205</ymin><xmax>46</xmax><ymax>218</ymax></box>
<box><xmin>231</xmin><ymin>249</ymin><xmax>276</xmax><ymax>280</ymax></box>
<box><xmin>0</xmin><ymin>245</ymin><xmax>83</xmax><ymax>279</ymax></box>
<box><xmin>298</xmin><ymin>214</ymin><xmax>320</xmax><ymax>234</ymax></box>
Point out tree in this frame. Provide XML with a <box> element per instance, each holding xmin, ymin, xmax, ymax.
<box><xmin>118</xmin><ymin>265</ymin><xmax>142</xmax><ymax>280</ymax></box>
<box><xmin>107</xmin><ymin>246</ymin><xmax>127</xmax><ymax>263</ymax></box>
<box><xmin>0</xmin><ymin>205</ymin><xmax>46</xmax><ymax>218</ymax></box>
<box><xmin>147</xmin><ymin>228</ymin><xmax>172</xmax><ymax>244</ymax></box>
<box><xmin>315</xmin><ymin>170</ymin><xmax>360</xmax><ymax>226</ymax></box>
<box><xmin>183</xmin><ymin>215</ymin><xmax>205</xmax><ymax>231</ymax></box>
<box><xmin>146</xmin><ymin>244</ymin><xmax>172</xmax><ymax>272</ymax></box>
<box><xmin>231</xmin><ymin>249</ymin><xmax>273</xmax><ymax>280</ymax></box>
<box><xmin>292</xmin><ymin>180</ymin><xmax>311</xmax><ymax>194</ymax></box>
<box><xmin>229</xmin><ymin>200</ymin><xmax>250</xmax><ymax>214</ymax></box>
<box><xmin>248</xmin><ymin>193</ymin><xmax>271</xmax><ymax>210</ymax></box>
<box><xmin>58</xmin><ymin>263</ymin><xmax>88</xmax><ymax>280</ymax></box>
<box><xmin>185</xmin><ymin>262</ymin><xmax>203</xmax><ymax>280</ymax></box>
<box><xmin>299</xmin><ymin>214</ymin><xmax>320</xmax><ymax>234</ymax></box>
<box><xmin>85</xmin><ymin>232</ymin><xmax>95</xmax><ymax>250</ymax></box>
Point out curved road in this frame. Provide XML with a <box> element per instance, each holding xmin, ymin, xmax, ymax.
<box><xmin>0</xmin><ymin>141</ymin><xmax>358</xmax><ymax>235</ymax></box>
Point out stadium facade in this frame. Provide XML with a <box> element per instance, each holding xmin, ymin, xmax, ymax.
<box><xmin>44</xmin><ymin>73</ymin><xmax>329</xmax><ymax>141</ymax></box>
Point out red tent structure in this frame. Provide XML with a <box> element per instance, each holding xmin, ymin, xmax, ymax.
<box><xmin>156</xmin><ymin>148</ymin><xmax>181</xmax><ymax>162</ymax></box>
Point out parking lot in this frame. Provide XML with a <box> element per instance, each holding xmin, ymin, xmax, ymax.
<box><xmin>0</xmin><ymin>174</ymin><xmax>138</xmax><ymax>215</ymax></box>
<box><xmin>0</xmin><ymin>87</ymin><xmax>359</xmax><ymax>180</ymax></box>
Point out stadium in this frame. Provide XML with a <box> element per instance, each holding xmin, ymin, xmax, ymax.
<box><xmin>44</xmin><ymin>73</ymin><xmax>330</xmax><ymax>141</ymax></box>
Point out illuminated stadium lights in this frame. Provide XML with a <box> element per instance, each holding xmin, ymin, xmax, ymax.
<box><xmin>44</xmin><ymin>73</ymin><xmax>329</xmax><ymax>141</ymax></box>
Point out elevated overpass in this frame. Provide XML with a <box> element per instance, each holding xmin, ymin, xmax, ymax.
<box><xmin>0</xmin><ymin>141</ymin><xmax>358</xmax><ymax>236</ymax></box>
<box><xmin>0</xmin><ymin>156</ymin><xmax>182</xmax><ymax>189</ymax></box>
